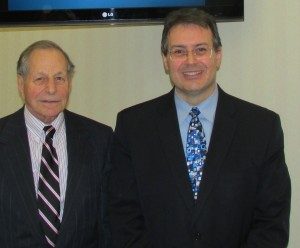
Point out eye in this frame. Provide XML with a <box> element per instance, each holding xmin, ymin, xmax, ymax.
<box><xmin>171</xmin><ymin>48</ymin><xmax>187</xmax><ymax>57</ymax></box>
<box><xmin>33</xmin><ymin>76</ymin><xmax>47</xmax><ymax>84</ymax></box>
<box><xmin>194</xmin><ymin>46</ymin><xmax>209</xmax><ymax>55</ymax></box>
<box><xmin>54</xmin><ymin>76</ymin><xmax>66</xmax><ymax>83</ymax></box>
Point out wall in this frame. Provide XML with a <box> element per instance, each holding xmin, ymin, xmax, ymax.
<box><xmin>0</xmin><ymin>0</ymin><xmax>299</xmax><ymax>246</ymax></box>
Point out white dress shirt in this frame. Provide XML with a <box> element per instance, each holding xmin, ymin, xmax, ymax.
<box><xmin>24</xmin><ymin>106</ymin><xmax>68</xmax><ymax>221</ymax></box>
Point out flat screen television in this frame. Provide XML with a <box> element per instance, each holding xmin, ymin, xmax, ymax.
<box><xmin>0</xmin><ymin>0</ymin><xmax>243</xmax><ymax>26</ymax></box>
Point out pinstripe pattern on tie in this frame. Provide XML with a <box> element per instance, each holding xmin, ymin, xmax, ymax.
<box><xmin>37</xmin><ymin>125</ymin><xmax>60</xmax><ymax>247</ymax></box>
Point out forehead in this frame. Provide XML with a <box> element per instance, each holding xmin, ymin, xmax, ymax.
<box><xmin>168</xmin><ymin>23</ymin><xmax>213</xmax><ymax>45</ymax></box>
<box><xmin>27</xmin><ymin>48</ymin><xmax>68</xmax><ymax>72</ymax></box>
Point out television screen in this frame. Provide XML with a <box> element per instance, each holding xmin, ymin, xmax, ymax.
<box><xmin>0</xmin><ymin>0</ymin><xmax>243</xmax><ymax>26</ymax></box>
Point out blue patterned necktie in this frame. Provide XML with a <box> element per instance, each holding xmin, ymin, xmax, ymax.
<box><xmin>186</xmin><ymin>107</ymin><xmax>207</xmax><ymax>200</ymax></box>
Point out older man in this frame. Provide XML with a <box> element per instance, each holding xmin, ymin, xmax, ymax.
<box><xmin>0</xmin><ymin>40</ymin><xmax>112</xmax><ymax>247</ymax></box>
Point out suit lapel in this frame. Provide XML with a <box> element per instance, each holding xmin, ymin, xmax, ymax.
<box><xmin>0</xmin><ymin>109</ymin><xmax>45</xmax><ymax>240</ymax></box>
<box><xmin>192</xmin><ymin>87</ymin><xmax>237</xmax><ymax>223</ymax></box>
<box><xmin>59</xmin><ymin>111</ymin><xmax>87</xmax><ymax>231</ymax></box>
<box><xmin>156</xmin><ymin>90</ymin><xmax>194</xmax><ymax>213</ymax></box>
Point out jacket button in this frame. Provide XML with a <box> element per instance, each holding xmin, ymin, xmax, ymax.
<box><xmin>194</xmin><ymin>232</ymin><xmax>202</xmax><ymax>241</ymax></box>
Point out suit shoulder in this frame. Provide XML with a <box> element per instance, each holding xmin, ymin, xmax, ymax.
<box><xmin>0</xmin><ymin>109</ymin><xmax>23</xmax><ymax>134</ymax></box>
<box><xmin>118</xmin><ymin>91</ymin><xmax>171</xmax><ymax>117</ymax></box>
<box><xmin>0</xmin><ymin>113</ymin><xmax>12</xmax><ymax>126</ymax></box>
<box><xmin>64</xmin><ymin>110</ymin><xmax>113</xmax><ymax>133</ymax></box>
<box><xmin>0</xmin><ymin>115</ymin><xmax>10</xmax><ymax>134</ymax></box>
<box><xmin>225</xmin><ymin>92</ymin><xmax>279</xmax><ymax>119</ymax></box>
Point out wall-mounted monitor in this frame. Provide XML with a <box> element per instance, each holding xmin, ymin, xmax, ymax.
<box><xmin>0</xmin><ymin>0</ymin><xmax>244</xmax><ymax>26</ymax></box>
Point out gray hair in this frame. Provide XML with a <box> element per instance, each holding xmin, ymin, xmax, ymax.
<box><xmin>161</xmin><ymin>8</ymin><xmax>222</xmax><ymax>55</ymax></box>
<box><xmin>17</xmin><ymin>40</ymin><xmax>75</xmax><ymax>79</ymax></box>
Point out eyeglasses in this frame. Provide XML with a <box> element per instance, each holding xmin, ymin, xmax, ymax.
<box><xmin>168</xmin><ymin>45</ymin><xmax>212</xmax><ymax>61</ymax></box>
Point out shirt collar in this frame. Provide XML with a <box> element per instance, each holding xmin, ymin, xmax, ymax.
<box><xmin>24</xmin><ymin>106</ymin><xmax>65</xmax><ymax>140</ymax></box>
<box><xmin>174</xmin><ymin>86</ymin><xmax>219</xmax><ymax>124</ymax></box>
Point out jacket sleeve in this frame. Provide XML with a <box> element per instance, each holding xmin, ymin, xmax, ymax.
<box><xmin>243</xmin><ymin>114</ymin><xmax>291</xmax><ymax>248</ymax></box>
<box><xmin>108</xmin><ymin>112</ymin><xmax>154</xmax><ymax>248</ymax></box>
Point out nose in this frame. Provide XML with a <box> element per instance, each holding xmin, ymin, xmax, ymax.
<box><xmin>186</xmin><ymin>51</ymin><xmax>198</xmax><ymax>64</ymax></box>
<box><xmin>45</xmin><ymin>79</ymin><xmax>57</xmax><ymax>94</ymax></box>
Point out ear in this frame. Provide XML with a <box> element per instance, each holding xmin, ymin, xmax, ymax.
<box><xmin>215</xmin><ymin>47</ymin><xmax>223</xmax><ymax>70</ymax></box>
<box><xmin>162</xmin><ymin>53</ymin><xmax>170</xmax><ymax>74</ymax></box>
<box><xmin>68</xmin><ymin>79</ymin><xmax>72</xmax><ymax>92</ymax></box>
<box><xmin>17</xmin><ymin>75</ymin><xmax>25</xmax><ymax>100</ymax></box>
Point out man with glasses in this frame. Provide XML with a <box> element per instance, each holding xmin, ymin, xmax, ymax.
<box><xmin>109</xmin><ymin>8</ymin><xmax>291</xmax><ymax>247</ymax></box>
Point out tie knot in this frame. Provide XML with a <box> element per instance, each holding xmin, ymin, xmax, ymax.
<box><xmin>189</xmin><ymin>107</ymin><xmax>200</xmax><ymax>118</ymax></box>
<box><xmin>43</xmin><ymin>125</ymin><xmax>56</xmax><ymax>139</ymax></box>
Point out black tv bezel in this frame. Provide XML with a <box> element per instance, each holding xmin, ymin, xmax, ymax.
<box><xmin>0</xmin><ymin>3</ymin><xmax>244</xmax><ymax>26</ymax></box>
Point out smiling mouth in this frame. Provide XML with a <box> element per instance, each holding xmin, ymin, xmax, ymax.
<box><xmin>183</xmin><ymin>71</ymin><xmax>201</xmax><ymax>76</ymax></box>
<box><xmin>182</xmin><ymin>70</ymin><xmax>204</xmax><ymax>79</ymax></box>
<box><xmin>41</xmin><ymin>100</ymin><xmax>60</xmax><ymax>104</ymax></box>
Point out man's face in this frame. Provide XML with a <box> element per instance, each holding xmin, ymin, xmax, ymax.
<box><xmin>18</xmin><ymin>48</ymin><xmax>72</xmax><ymax>124</ymax></box>
<box><xmin>162</xmin><ymin>24</ymin><xmax>222</xmax><ymax>105</ymax></box>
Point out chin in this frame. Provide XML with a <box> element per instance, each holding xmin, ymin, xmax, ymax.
<box><xmin>185</xmin><ymin>85</ymin><xmax>206</xmax><ymax>93</ymax></box>
<box><xmin>42</xmin><ymin>109</ymin><xmax>62</xmax><ymax>119</ymax></box>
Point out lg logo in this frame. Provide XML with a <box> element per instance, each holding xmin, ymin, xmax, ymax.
<box><xmin>102</xmin><ymin>12</ymin><xmax>114</xmax><ymax>18</ymax></box>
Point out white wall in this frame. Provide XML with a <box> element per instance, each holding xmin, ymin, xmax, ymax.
<box><xmin>0</xmin><ymin>0</ymin><xmax>299</xmax><ymax>246</ymax></box>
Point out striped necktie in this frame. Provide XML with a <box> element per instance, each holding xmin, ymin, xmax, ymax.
<box><xmin>186</xmin><ymin>107</ymin><xmax>207</xmax><ymax>200</ymax></box>
<box><xmin>37</xmin><ymin>125</ymin><xmax>60</xmax><ymax>247</ymax></box>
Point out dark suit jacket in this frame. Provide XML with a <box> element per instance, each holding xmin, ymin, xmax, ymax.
<box><xmin>0</xmin><ymin>108</ymin><xmax>113</xmax><ymax>248</ymax></box>
<box><xmin>109</xmin><ymin>87</ymin><xmax>291</xmax><ymax>248</ymax></box>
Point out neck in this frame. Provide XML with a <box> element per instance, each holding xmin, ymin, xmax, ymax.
<box><xmin>175</xmin><ymin>84</ymin><xmax>217</xmax><ymax>106</ymax></box>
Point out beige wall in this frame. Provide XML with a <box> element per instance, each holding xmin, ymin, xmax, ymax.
<box><xmin>0</xmin><ymin>0</ymin><xmax>299</xmax><ymax>246</ymax></box>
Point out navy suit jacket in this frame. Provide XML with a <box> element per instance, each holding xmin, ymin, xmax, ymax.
<box><xmin>0</xmin><ymin>108</ymin><xmax>112</xmax><ymax>248</ymax></box>
<box><xmin>109</xmin><ymin>86</ymin><xmax>291</xmax><ymax>248</ymax></box>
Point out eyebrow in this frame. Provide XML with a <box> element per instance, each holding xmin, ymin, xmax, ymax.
<box><xmin>53</xmin><ymin>72</ymin><xmax>67</xmax><ymax>76</ymax></box>
<box><xmin>31</xmin><ymin>71</ymin><xmax>67</xmax><ymax>78</ymax></box>
<box><xmin>170</xmin><ymin>42</ymin><xmax>209</xmax><ymax>48</ymax></box>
